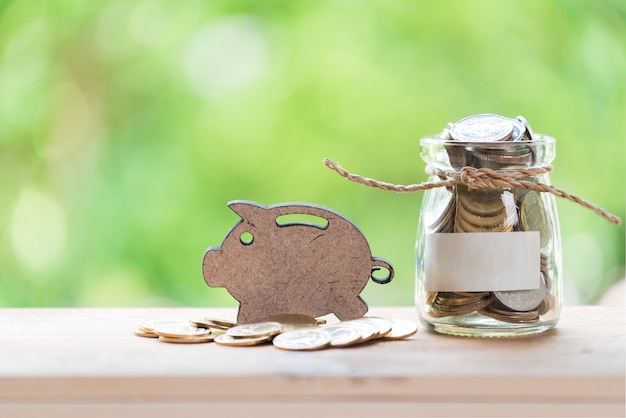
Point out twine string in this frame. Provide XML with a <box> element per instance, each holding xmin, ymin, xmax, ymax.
<box><xmin>323</xmin><ymin>158</ymin><xmax>621</xmax><ymax>225</ymax></box>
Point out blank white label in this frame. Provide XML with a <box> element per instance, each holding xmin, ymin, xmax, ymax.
<box><xmin>424</xmin><ymin>232</ymin><xmax>540</xmax><ymax>292</ymax></box>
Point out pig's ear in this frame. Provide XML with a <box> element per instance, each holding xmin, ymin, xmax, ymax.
<box><xmin>227</xmin><ymin>201</ymin><xmax>267</xmax><ymax>221</ymax></box>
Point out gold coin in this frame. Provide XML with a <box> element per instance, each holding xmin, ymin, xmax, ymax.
<box><xmin>158</xmin><ymin>334</ymin><xmax>216</xmax><ymax>344</ymax></box>
<box><xmin>226</xmin><ymin>322</ymin><xmax>283</xmax><ymax>338</ymax></box>
<box><xmin>430</xmin><ymin>293</ymin><xmax>493</xmax><ymax>317</ymax></box>
<box><xmin>272</xmin><ymin>329</ymin><xmax>331</xmax><ymax>351</ymax></box>
<box><xmin>456</xmin><ymin>202</ymin><xmax>507</xmax><ymax>227</ymax></box>
<box><xmin>384</xmin><ymin>318</ymin><xmax>418</xmax><ymax>340</ymax></box>
<box><xmin>519</xmin><ymin>191</ymin><xmax>550</xmax><ymax>248</ymax></box>
<box><xmin>321</xmin><ymin>324</ymin><xmax>363</xmax><ymax>347</ymax></box>
<box><xmin>154</xmin><ymin>323</ymin><xmax>212</xmax><ymax>338</ymax></box>
<box><xmin>189</xmin><ymin>319</ymin><xmax>216</xmax><ymax>329</ymax></box>
<box><xmin>204</xmin><ymin>317</ymin><xmax>237</xmax><ymax>329</ymax></box>
<box><xmin>478</xmin><ymin>306</ymin><xmax>539</xmax><ymax>323</ymax></box>
<box><xmin>134</xmin><ymin>327</ymin><xmax>158</xmax><ymax>338</ymax></box>
<box><xmin>457</xmin><ymin>186</ymin><xmax>507</xmax><ymax>216</ymax></box>
<box><xmin>214</xmin><ymin>334</ymin><xmax>272</xmax><ymax>346</ymax></box>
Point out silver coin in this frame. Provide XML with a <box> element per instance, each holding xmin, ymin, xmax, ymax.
<box><xmin>340</xmin><ymin>319</ymin><xmax>378</xmax><ymax>341</ymax></box>
<box><xmin>322</xmin><ymin>324</ymin><xmax>363</xmax><ymax>347</ymax></box>
<box><xmin>384</xmin><ymin>318</ymin><xmax>418</xmax><ymax>340</ymax></box>
<box><xmin>214</xmin><ymin>333</ymin><xmax>272</xmax><ymax>346</ymax></box>
<box><xmin>139</xmin><ymin>319</ymin><xmax>188</xmax><ymax>334</ymax></box>
<box><xmin>493</xmin><ymin>273</ymin><xmax>547</xmax><ymax>312</ymax></box>
<box><xmin>226</xmin><ymin>321</ymin><xmax>283</xmax><ymax>338</ymax></box>
<box><xmin>509</xmin><ymin>118</ymin><xmax>527</xmax><ymax>141</ymax></box>
<box><xmin>357</xmin><ymin>317</ymin><xmax>393</xmax><ymax>338</ymax></box>
<box><xmin>516</xmin><ymin>115</ymin><xmax>535</xmax><ymax>141</ymax></box>
<box><xmin>450</xmin><ymin>114</ymin><xmax>514</xmax><ymax>142</ymax></box>
<box><xmin>272</xmin><ymin>329</ymin><xmax>331</xmax><ymax>351</ymax></box>
<box><xmin>154</xmin><ymin>323</ymin><xmax>212</xmax><ymax>338</ymax></box>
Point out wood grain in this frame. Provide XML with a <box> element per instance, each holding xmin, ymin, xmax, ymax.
<box><xmin>0</xmin><ymin>306</ymin><xmax>623</xmax><ymax>417</ymax></box>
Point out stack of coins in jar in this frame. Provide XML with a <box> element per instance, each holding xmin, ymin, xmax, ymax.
<box><xmin>416</xmin><ymin>114</ymin><xmax>562</xmax><ymax>337</ymax></box>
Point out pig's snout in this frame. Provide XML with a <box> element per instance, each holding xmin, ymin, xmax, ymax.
<box><xmin>202</xmin><ymin>246</ymin><xmax>226</xmax><ymax>287</ymax></box>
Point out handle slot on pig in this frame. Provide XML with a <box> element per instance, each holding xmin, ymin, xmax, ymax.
<box><xmin>202</xmin><ymin>200</ymin><xmax>395</xmax><ymax>323</ymax></box>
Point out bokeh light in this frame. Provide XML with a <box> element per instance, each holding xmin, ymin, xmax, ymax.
<box><xmin>0</xmin><ymin>0</ymin><xmax>623</xmax><ymax>308</ymax></box>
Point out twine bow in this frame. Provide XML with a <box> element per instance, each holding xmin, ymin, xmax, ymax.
<box><xmin>323</xmin><ymin>158</ymin><xmax>621</xmax><ymax>225</ymax></box>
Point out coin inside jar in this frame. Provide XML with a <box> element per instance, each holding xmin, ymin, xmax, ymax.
<box><xmin>493</xmin><ymin>273</ymin><xmax>547</xmax><ymax>312</ymax></box>
<box><xmin>519</xmin><ymin>191</ymin><xmax>551</xmax><ymax>248</ymax></box>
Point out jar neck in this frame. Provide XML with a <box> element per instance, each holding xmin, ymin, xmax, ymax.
<box><xmin>420</xmin><ymin>135</ymin><xmax>556</xmax><ymax>171</ymax></box>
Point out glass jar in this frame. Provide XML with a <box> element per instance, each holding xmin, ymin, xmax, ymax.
<box><xmin>415</xmin><ymin>116</ymin><xmax>562</xmax><ymax>337</ymax></box>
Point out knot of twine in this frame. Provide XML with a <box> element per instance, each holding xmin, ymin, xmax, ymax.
<box><xmin>323</xmin><ymin>158</ymin><xmax>621</xmax><ymax>225</ymax></box>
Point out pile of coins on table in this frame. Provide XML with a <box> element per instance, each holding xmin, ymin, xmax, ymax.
<box><xmin>424</xmin><ymin>114</ymin><xmax>556</xmax><ymax>324</ymax></box>
<box><xmin>135</xmin><ymin>314</ymin><xmax>418</xmax><ymax>350</ymax></box>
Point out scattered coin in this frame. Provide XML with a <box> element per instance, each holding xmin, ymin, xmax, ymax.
<box><xmin>272</xmin><ymin>329</ymin><xmax>332</xmax><ymax>351</ymax></box>
<box><xmin>204</xmin><ymin>317</ymin><xmax>237</xmax><ymax>329</ymax></box>
<box><xmin>357</xmin><ymin>317</ymin><xmax>393</xmax><ymax>338</ymax></box>
<box><xmin>214</xmin><ymin>333</ymin><xmax>272</xmax><ymax>347</ymax></box>
<box><xmin>226</xmin><ymin>322</ymin><xmax>283</xmax><ymax>339</ymax></box>
<box><xmin>139</xmin><ymin>319</ymin><xmax>188</xmax><ymax>335</ymax></box>
<box><xmin>136</xmin><ymin>314</ymin><xmax>418</xmax><ymax>349</ymax></box>
<box><xmin>385</xmin><ymin>318</ymin><xmax>419</xmax><ymax>340</ymax></box>
<box><xmin>342</xmin><ymin>319</ymin><xmax>378</xmax><ymax>341</ymax></box>
<box><xmin>322</xmin><ymin>324</ymin><xmax>363</xmax><ymax>347</ymax></box>
<box><xmin>154</xmin><ymin>323</ymin><xmax>212</xmax><ymax>338</ymax></box>
<box><xmin>134</xmin><ymin>327</ymin><xmax>158</xmax><ymax>338</ymax></box>
<box><xmin>189</xmin><ymin>319</ymin><xmax>217</xmax><ymax>329</ymax></box>
<box><xmin>158</xmin><ymin>334</ymin><xmax>216</xmax><ymax>344</ymax></box>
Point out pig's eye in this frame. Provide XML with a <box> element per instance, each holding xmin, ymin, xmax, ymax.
<box><xmin>240</xmin><ymin>231</ymin><xmax>254</xmax><ymax>245</ymax></box>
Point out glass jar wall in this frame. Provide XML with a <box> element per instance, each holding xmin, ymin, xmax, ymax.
<box><xmin>416</xmin><ymin>130</ymin><xmax>562</xmax><ymax>337</ymax></box>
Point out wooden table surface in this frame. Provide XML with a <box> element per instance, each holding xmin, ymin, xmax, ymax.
<box><xmin>0</xmin><ymin>306</ymin><xmax>624</xmax><ymax>417</ymax></box>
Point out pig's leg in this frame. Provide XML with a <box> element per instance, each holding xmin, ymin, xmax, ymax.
<box><xmin>332</xmin><ymin>296</ymin><xmax>368</xmax><ymax>321</ymax></box>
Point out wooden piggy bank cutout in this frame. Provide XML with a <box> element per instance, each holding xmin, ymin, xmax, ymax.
<box><xmin>202</xmin><ymin>201</ymin><xmax>394</xmax><ymax>324</ymax></box>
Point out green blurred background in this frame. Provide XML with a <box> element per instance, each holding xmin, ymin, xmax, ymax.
<box><xmin>0</xmin><ymin>0</ymin><xmax>624</xmax><ymax>309</ymax></box>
